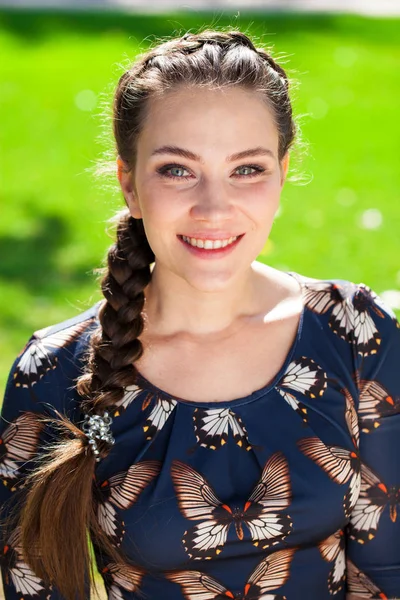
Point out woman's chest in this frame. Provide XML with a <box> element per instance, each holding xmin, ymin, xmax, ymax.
<box><xmin>134</xmin><ymin>312</ymin><xmax>301</xmax><ymax>403</ymax></box>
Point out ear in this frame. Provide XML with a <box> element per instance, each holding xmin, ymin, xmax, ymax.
<box><xmin>279</xmin><ymin>152</ymin><xmax>290</xmax><ymax>187</ymax></box>
<box><xmin>117</xmin><ymin>157</ymin><xmax>142</xmax><ymax>219</ymax></box>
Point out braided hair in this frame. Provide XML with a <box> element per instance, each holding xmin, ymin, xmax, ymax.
<box><xmin>13</xmin><ymin>28</ymin><xmax>297</xmax><ymax>600</ymax></box>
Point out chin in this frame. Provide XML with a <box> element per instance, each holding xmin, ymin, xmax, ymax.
<box><xmin>181</xmin><ymin>269</ymin><xmax>244</xmax><ymax>293</ymax></box>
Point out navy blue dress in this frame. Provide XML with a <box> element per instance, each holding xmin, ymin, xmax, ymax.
<box><xmin>1</xmin><ymin>272</ymin><xmax>400</xmax><ymax>599</ymax></box>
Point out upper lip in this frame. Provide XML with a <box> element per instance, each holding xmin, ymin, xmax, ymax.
<box><xmin>179</xmin><ymin>233</ymin><xmax>244</xmax><ymax>240</ymax></box>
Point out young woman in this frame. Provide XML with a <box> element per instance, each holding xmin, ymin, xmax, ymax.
<box><xmin>0</xmin><ymin>29</ymin><xmax>399</xmax><ymax>600</ymax></box>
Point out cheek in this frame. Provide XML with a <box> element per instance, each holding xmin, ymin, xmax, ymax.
<box><xmin>241</xmin><ymin>179</ymin><xmax>282</xmax><ymax>216</ymax></box>
<box><xmin>139</xmin><ymin>185</ymin><xmax>177</xmax><ymax>225</ymax></box>
<box><xmin>260</xmin><ymin>173</ymin><xmax>283</xmax><ymax>196</ymax></box>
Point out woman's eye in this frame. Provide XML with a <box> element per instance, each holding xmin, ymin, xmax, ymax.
<box><xmin>157</xmin><ymin>164</ymin><xmax>192</xmax><ymax>179</ymax></box>
<box><xmin>235</xmin><ymin>165</ymin><xmax>265</xmax><ymax>177</ymax></box>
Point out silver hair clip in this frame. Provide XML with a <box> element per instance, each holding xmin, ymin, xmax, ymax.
<box><xmin>82</xmin><ymin>412</ymin><xmax>115</xmax><ymax>462</ymax></box>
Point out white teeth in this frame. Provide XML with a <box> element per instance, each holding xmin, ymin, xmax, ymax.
<box><xmin>181</xmin><ymin>235</ymin><xmax>239</xmax><ymax>249</ymax></box>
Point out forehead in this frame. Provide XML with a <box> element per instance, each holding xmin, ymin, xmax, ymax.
<box><xmin>138</xmin><ymin>85</ymin><xmax>279</xmax><ymax>158</ymax></box>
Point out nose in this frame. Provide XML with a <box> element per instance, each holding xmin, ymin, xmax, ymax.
<box><xmin>190</xmin><ymin>179</ymin><xmax>235</xmax><ymax>223</ymax></box>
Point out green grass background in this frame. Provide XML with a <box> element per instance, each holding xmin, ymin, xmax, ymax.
<box><xmin>0</xmin><ymin>9</ymin><xmax>399</xmax><ymax>598</ymax></box>
<box><xmin>1</xmin><ymin>10</ymin><xmax>399</xmax><ymax>390</ymax></box>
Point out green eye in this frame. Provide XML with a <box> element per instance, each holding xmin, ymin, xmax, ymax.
<box><xmin>157</xmin><ymin>164</ymin><xmax>191</xmax><ymax>179</ymax></box>
<box><xmin>237</xmin><ymin>166</ymin><xmax>255</xmax><ymax>175</ymax></box>
<box><xmin>169</xmin><ymin>167</ymin><xmax>187</xmax><ymax>177</ymax></box>
<box><xmin>235</xmin><ymin>164</ymin><xmax>265</xmax><ymax>177</ymax></box>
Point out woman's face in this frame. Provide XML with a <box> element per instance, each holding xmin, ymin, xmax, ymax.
<box><xmin>119</xmin><ymin>85</ymin><xmax>289</xmax><ymax>293</ymax></box>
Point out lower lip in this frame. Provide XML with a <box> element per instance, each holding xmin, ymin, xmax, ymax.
<box><xmin>178</xmin><ymin>235</ymin><xmax>245</xmax><ymax>259</ymax></box>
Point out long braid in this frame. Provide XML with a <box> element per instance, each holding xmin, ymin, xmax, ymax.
<box><xmin>13</xmin><ymin>213</ymin><xmax>155</xmax><ymax>599</ymax></box>
<box><xmin>77</xmin><ymin>212</ymin><xmax>154</xmax><ymax>425</ymax></box>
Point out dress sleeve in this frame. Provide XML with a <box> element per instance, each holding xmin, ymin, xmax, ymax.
<box><xmin>0</xmin><ymin>330</ymin><xmax>91</xmax><ymax>599</ymax></box>
<box><xmin>345</xmin><ymin>284</ymin><xmax>400</xmax><ymax>599</ymax></box>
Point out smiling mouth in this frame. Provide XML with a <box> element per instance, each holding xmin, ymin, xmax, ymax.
<box><xmin>178</xmin><ymin>234</ymin><xmax>244</xmax><ymax>249</ymax></box>
<box><xmin>177</xmin><ymin>234</ymin><xmax>245</xmax><ymax>257</ymax></box>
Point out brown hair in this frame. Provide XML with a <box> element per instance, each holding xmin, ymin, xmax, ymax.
<box><xmin>9</xmin><ymin>28</ymin><xmax>297</xmax><ymax>600</ymax></box>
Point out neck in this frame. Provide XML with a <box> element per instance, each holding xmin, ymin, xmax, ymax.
<box><xmin>142</xmin><ymin>261</ymin><xmax>267</xmax><ymax>341</ymax></box>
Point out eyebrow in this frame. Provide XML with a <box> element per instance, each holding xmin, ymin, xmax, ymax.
<box><xmin>150</xmin><ymin>145</ymin><xmax>275</xmax><ymax>162</ymax></box>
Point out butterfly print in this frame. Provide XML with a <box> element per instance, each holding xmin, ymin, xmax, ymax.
<box><xmin>357</xmin><ymin>379</ymin><xmax>399</xmax><ymax>433</ymax></box>
<box><xmin>166</xmin><ymin>548</ymin><xmax>294</xmax><ymax>599</ymax></box>
<box><xmin>362</xmin><ymin>285</ymin><xmax>400</xmax><ymax>326</ymax></box>
<box><xmin>275</xmin><ymin>357</ymin><xmax>327</xmax><ymax>422</ymax></box>
<box><xmin>100</xmin><ymin>561</ymin><xmax>144</xmax><ymax>600</ymax></box>
<box><xmin>143</xmin><ymin>396</ymin><xmax>177</xmax><ymax>440</ymax></box>
<box><xmin>171</xmin><ymin>453</ymin><xmax>292</xmax><ymax>560</ymax></box>
<box><xmin>348</xmin><ymin>462</ymin><xmax>400</xmax><ymax>544</ymax></box>
<box><xmin>303</xmin><ymin>280</ymin><xmax>391</xmax><ymax>356</ymax></box>
<box><xmin>346</xmin><ymin>559</ymin><xmax>388</xmax><ymax>599</ymax></box>
<box><xmin>298</xmin><ymin>387</ymin><xmax>361</xmax><ymax>518</ymax></box>
<box><xmin>0</xmin><ymin>412</ymin><xmax>44</xmax><ymax>486</ymax></box>
<box><xmin>302</xmin><ymin>281</ymin><xmax>344</xmax><ymax>314</ymax></box>
<box><xmin>113</xmin><ymin>384</ymin><xmax>145</xmax><ymax>416</ymax></box>
<box><xmin>13</xmin><ymin>318</ymin><xmax>96</xmax><ymax>387</ymax></box>
<box><xmin>193</xmin><ymin>408</ymin><xmax>252</xmax><ymax>451</ymax></box>
<box><xmin>297</xmin><ymin>437</ymin><xmax>361</xmax><ymax>518</ymax></box>
<box><xmin>1</xmin><ymin>527</ymin><xmax>52</xmax><ymax>598</ymax></box>
<box><xmin>343</xmin><ymin>390</ymin><xmax>359</xmax><ymax>448</ymax></box>
<box><xmin>318</xmin><ymin>529</ymin><xmax>345</xmax><ymax>595</ymax></box>
<box><xmin>302</xmin><ymin>281</ymin><xmax>354</xmax><ymax>341</ymax></box>
<box><xmin>94</xmin><ymin>460</ymin><xmax>161</xmax><ymax>545</ymax></box>
<box><xmin>350</xmin><ymin>285</ymin><xmax>388</xmax><ymax>357</ymax></box>
<box><xmin>113</xmin><ymin>381</ymin><xmax>158</xmax><ymax>414</ymax></box>
<box><xmin>113</xmin><ymin>383</ymin><xmax>177</xmax><ymax>441</ymax></box>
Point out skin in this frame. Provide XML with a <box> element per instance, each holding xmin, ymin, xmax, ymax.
<box><xmin>117</xmin><ymin>85</ymin><xmax>295</xmax><ymax>343</ymax></box>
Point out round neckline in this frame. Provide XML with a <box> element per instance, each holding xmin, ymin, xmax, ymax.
<box><xmin>133</xmin><ymin>271</ymin><xmax>306</xmax><ymax>409</ymax></box>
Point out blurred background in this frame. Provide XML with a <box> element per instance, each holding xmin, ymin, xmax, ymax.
<box><xmin>0</xmin><ymin>1</ymin><xmax>399</xmax><ymax>597</ymax></box>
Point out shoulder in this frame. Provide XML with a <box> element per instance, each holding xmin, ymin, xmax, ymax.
<box><xmin>295</xmin><ymin>272</ymin><xmax>399</xmax><ymax>356</ymax></box>
<box><xmin>1</xmin><ymin>301</ymin><xmax>103</xmax><ymax>433</ymax></box>
<box><xmin>32</xmin><ymin>300</ymin><xmax>101</xmax><ymax>340</ymax></box>
<box><xmin>294</xmin><ymin>272</ymin><xmax>357</xmax><ymax>304</ymax></box>
<box><xmin>11</xmin><ymin>300</ymin><xmax>102</xmax><ymax>390</ymax></box>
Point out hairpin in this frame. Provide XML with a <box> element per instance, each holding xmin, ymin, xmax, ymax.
<box><xmin>82</xmin><ymin>412</ymin><xmax>115</xmax><ymax>462</ymax></box>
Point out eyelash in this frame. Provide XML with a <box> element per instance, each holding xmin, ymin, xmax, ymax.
<box><xmin>156</xmin><ymin>163</ymin><xmax>266</xmax><ymax>180</ymax></box>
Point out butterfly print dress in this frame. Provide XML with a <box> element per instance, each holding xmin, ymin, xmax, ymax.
<box><xmin>1</xmin><ymin>273</ymin><xmax>399</xmax><ymax>599</ymax></box>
